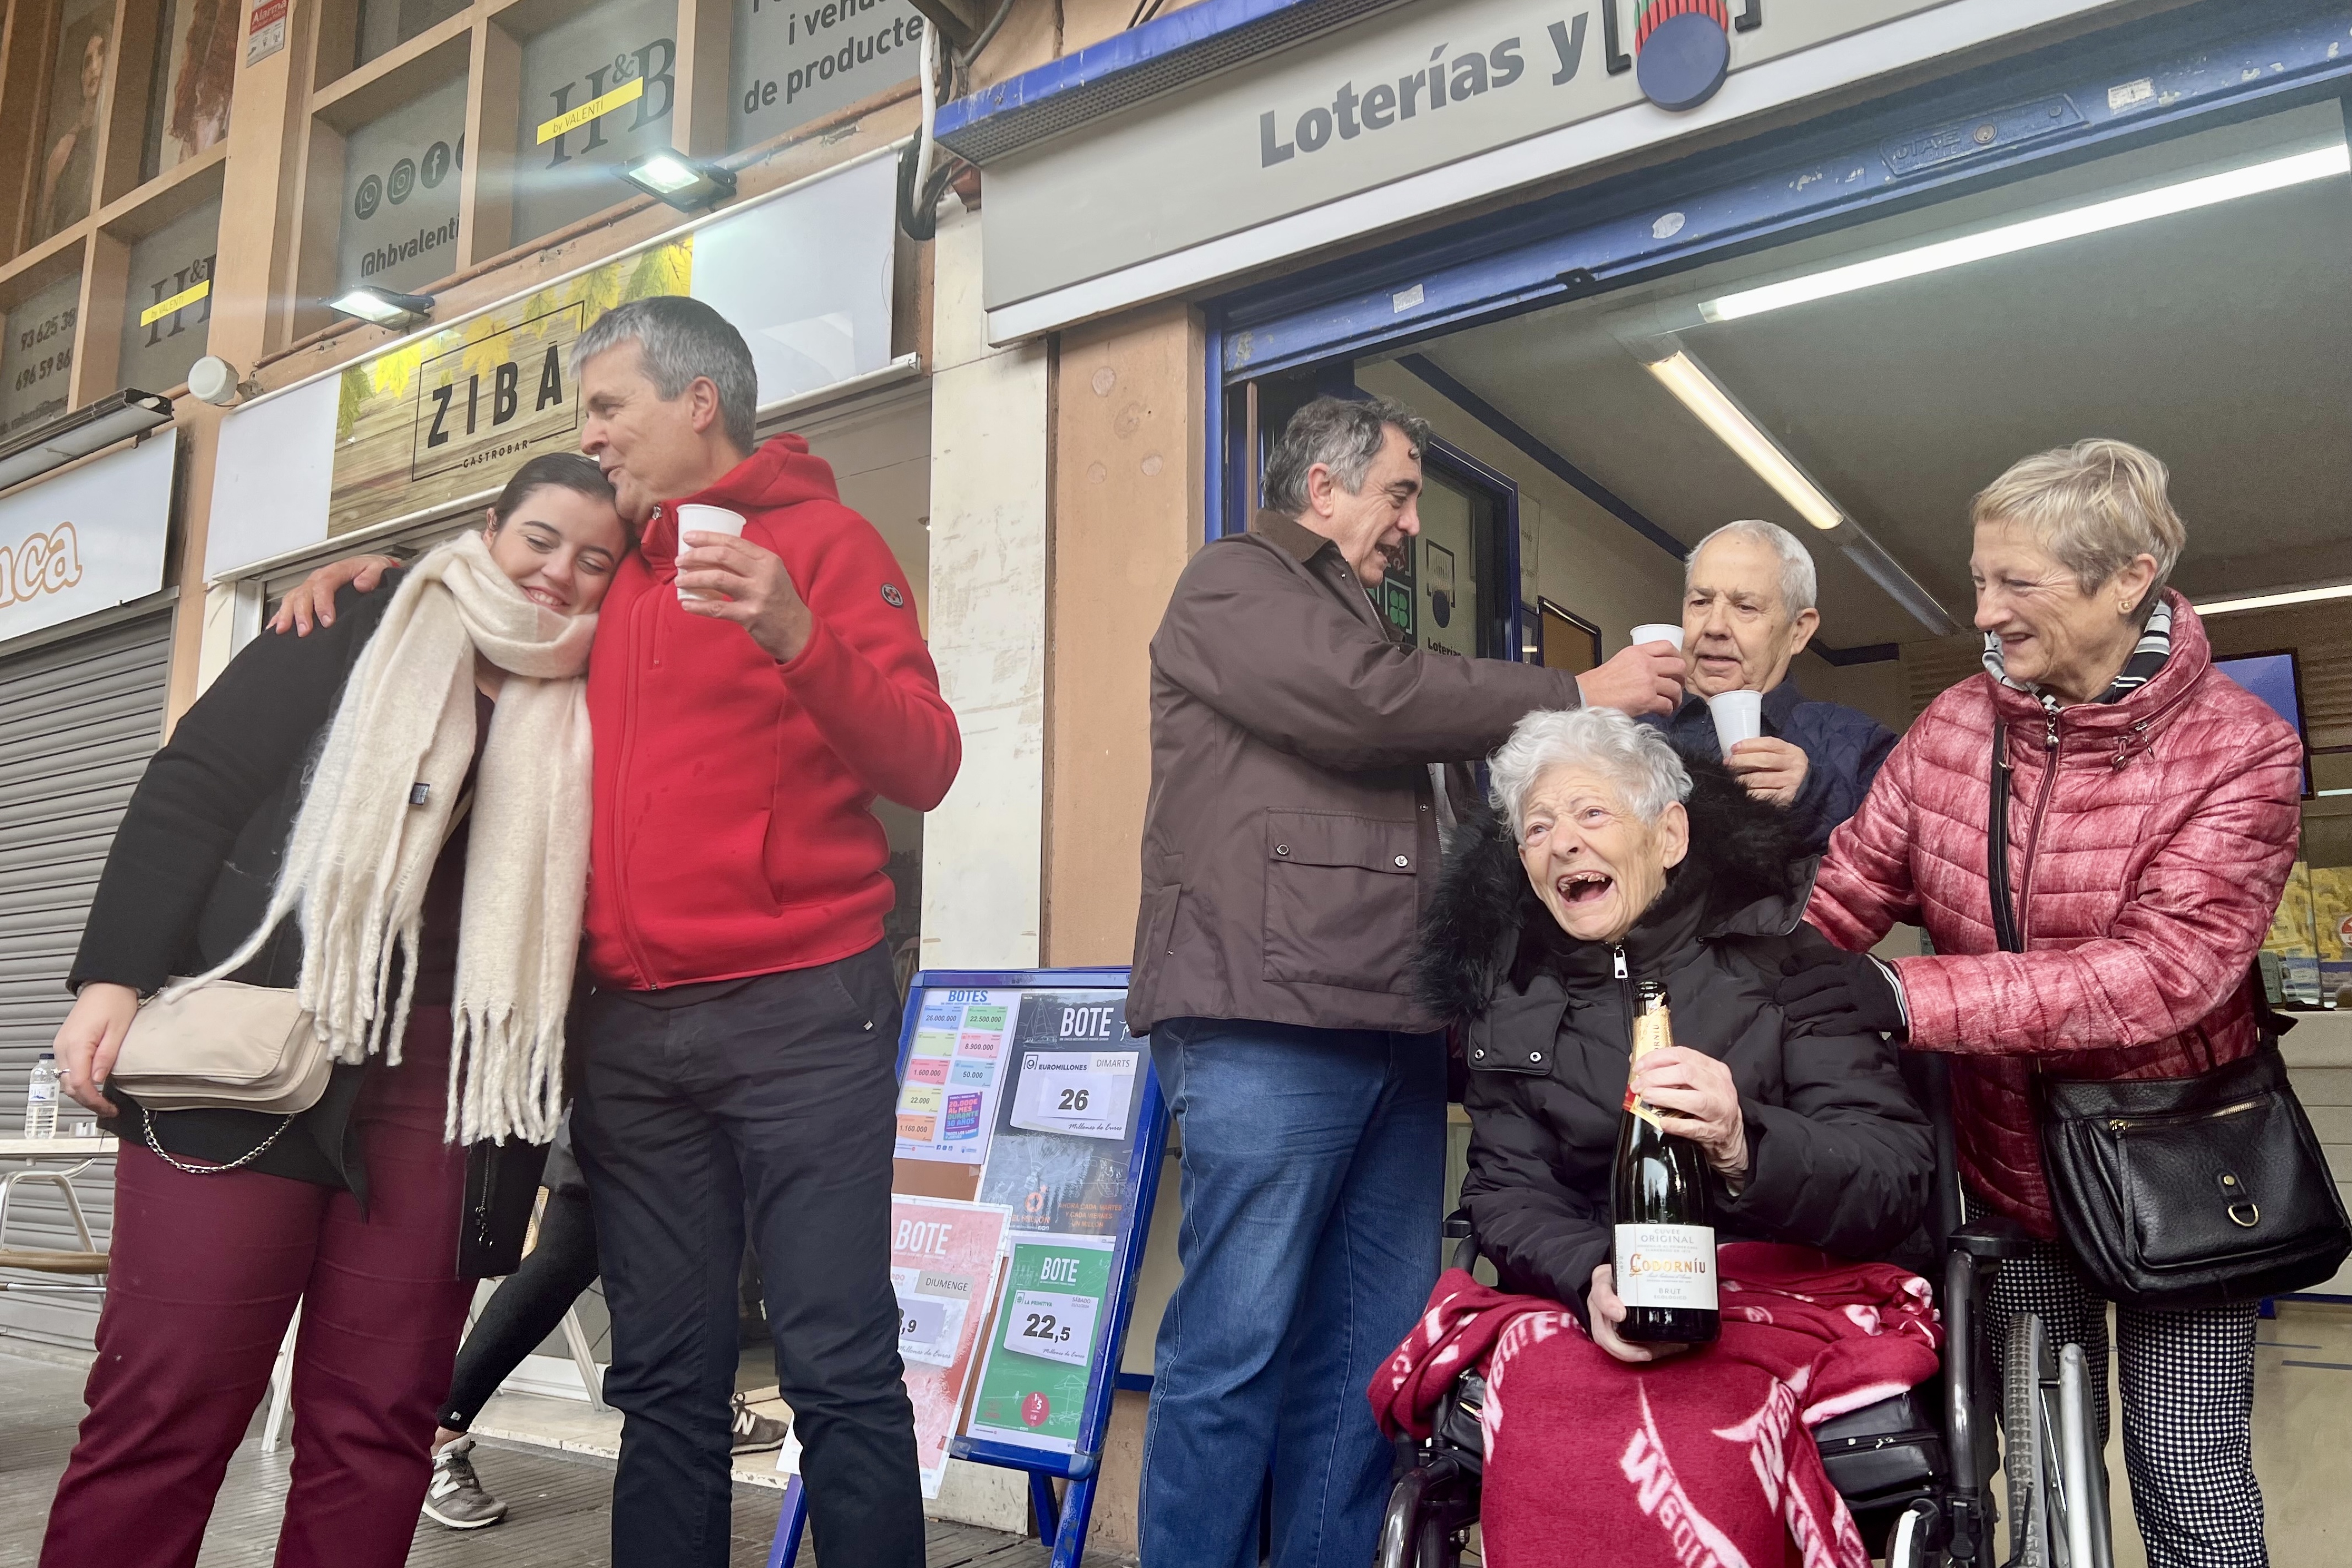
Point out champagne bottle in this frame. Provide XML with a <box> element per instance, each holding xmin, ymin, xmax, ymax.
<box><xmin>1610</xmin><ymin>977</ymin><xmax>1719</xmax><ymax>1344</ymax></box>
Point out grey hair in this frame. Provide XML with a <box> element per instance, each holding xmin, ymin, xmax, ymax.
<box><xmin>571</xmin><ymin>296</ymin><xmax>758</xmax><ymax>455</ymax></box>
<box><xmin>1489</xmin><ymin>707</ymin><xmax>1692</xmax><ymax>842</ymax></box>
<box><xmin>1262</xmin><ymin>395</ymin><xmax>1434</xmax><ymax>515</ymax></box>
<box><xmin>1685</xmin><ymin>519</ymin><xmax>1817</xmax><ymax>616</ymax></box>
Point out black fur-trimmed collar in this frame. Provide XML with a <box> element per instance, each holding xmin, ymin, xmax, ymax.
<box><xmin>1414</xmin><ymin>752</ymin><xmax>1814</xmax><ymax>1023</ymax></box>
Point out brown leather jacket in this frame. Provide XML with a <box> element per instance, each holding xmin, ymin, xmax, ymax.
<box><xmin>1126</xmin><ymin>511</ymin><xmax>1582</xmax><ymax>1036</ymax></box>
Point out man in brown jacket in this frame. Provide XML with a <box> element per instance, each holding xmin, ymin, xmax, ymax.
<box><xmin>1129</xmin><ymin>395</ymin><xmax>1684</xmax><ymax>1566</ymax></box>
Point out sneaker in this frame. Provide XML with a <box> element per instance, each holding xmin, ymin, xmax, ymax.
<box><xmin>730</xmin><ymin>1392</ymin><xmax>790</xmax><ymax>1455</ymax></box>
<box><xmin>422</xmin><ymin>1435</ymin><xmax>508</xmax><ymax>1530</ymax></box>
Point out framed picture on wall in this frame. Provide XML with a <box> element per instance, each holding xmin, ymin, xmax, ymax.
<box><xmin>1537</xmin><ymin>598</ymin><xmax>1602</xmax><ymax>676</ymax></box>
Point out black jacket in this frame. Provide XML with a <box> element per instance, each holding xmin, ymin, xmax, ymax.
<box><xmin>1651</xmin><ymin>679</ymin><xmax>1899</xmax><ymax>854</ymax></box>
<box><xmin>1418</xmin><ymin>759</ymin><xmax>1931</xmax><ymax>1321</ymax></box>
<box><xmin>73</xmin><ymin>576</ymin><xmax>408</xmax><ymax>1193</ymax></box>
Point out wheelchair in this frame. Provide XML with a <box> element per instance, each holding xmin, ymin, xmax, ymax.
<box><xmin>1382</xmin><ymin>1057</ymin><xmax>2116</xmax><ymax>1568</ymax></box>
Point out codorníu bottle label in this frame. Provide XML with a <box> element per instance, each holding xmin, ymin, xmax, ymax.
<box><xmin>1613</xmin><ymin>1222</ymin><xmax>1718</xmax><ymax>1310</ymax></box>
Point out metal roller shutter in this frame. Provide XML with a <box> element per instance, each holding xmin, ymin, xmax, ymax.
<box><xmin>0</xmin><ymin>608</ymin><xmax>175</xmax><ymax>1348</ymax></box>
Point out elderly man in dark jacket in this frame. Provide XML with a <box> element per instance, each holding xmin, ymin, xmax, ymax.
<box><xmin>1659</xmin><ymin>519</ymin><xmax>1897</xmax><ymax>853</ymax></box>
<box><xmin>1128</xmin><ymin>395</ymin><xmax>1684</xmax><ymax>1568</ymax></box>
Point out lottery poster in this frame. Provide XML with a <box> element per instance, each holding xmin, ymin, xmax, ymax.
<box><xmin>964</xmin><ymin>1233</ymin><xmax>1116</xmax><ymax>1455</ymax></box>
<box><xmin>782</xmin><ymin>1195</ymin><xmax>1010</xmax><ymax>1496</ymax></box>
<box><xmin>893</xmin><ymin>988</ymin><xmax>1017</xmax><ymax>1164</ymax></box>
<box><xmin>974</xmin><ymin>993</ymin><xmax>1146</xmax><ymax>1236</ymax></box>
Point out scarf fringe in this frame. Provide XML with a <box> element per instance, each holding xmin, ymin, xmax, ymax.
<box><xmin>445</xmin><ymin>1005</ymin><xmax>568</xmax><ymax>1145</ymax></box>
<box><xmin>167</xmin><ymin>532</ymin><xmax>595</xmax><ymax>1144</ymax></box>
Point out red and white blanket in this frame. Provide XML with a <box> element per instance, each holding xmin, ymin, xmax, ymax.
<box><xmin>1371</xmin><ymin>1243</ymin><xmax>1941</xmax><ymax>1568</ymax></box>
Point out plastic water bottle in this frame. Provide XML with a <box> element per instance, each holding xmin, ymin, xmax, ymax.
<box><xmin>23</xmin><ymin>1053</ymin><xmax>59</xmax><ymax>1138</ymax></box>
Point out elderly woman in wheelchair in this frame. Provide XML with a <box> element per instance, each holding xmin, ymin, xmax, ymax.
<box><xmin>1382</xmin><ymin>709</ymin><xmax>1943</xmax><ymax>1567</ymax></box>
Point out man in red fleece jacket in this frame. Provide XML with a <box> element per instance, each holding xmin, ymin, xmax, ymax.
<box><xmin>279</xmin><ymin>298</ymin><xmax>956</xmax><ymax>1568</ymax></box>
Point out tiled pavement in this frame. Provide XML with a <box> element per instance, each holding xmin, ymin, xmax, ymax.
<box><xmin>0</xmin><ymin>1347</ymin><xmax>1129</xmax><ymax>1568</ymax></box>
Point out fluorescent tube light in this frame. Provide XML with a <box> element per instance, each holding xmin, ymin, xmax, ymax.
<box><xmin>2192</xmin><ymin>581</ymin><xmax>2352</xmax><ymax>617</ymax></box>
<box><xmin>328</xmin><ymin>286</ymin><xmax>434</xmax><ymax>329</ymax></box>
<box><xmin>1701</xmin><ymin>144</ymin><xmax>2352</xmax><ymax>323</ymax></box>
<box><xmin>619</xmin><ymin>150</ymin><xmax>737</xmax><ymax>211</ymax></box>
<box><xmin>1643</xmin><ymin>351</ymin><xmax>1845</xmax><ymax>530</ymax></box>
<box><xmin>0</xmin><ymin>390</ymin><xmax>174</xmax><ymax>494</ymax></box>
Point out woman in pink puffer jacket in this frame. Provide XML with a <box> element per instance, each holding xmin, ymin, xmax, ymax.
<box><xmin>1778</xmin><ymin>440</ymin><xmax>2300</xmax><ymax>1568</ymax></box>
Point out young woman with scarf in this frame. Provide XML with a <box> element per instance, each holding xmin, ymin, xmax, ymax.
<box><xmin>38</xmin><ymin>453</ymin><xmax>627</xmax><ymax>1568</ymax></box>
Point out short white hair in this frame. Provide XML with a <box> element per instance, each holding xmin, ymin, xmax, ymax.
<box><xmin>1685</xmin><ymin>519</ymin><xmax>1817</xmax><ymax>616</ymax></box>
<box><xmin>1489</xmin><ymin>707</ymin><xmax>1692</xmax><ymax>842</ymax></box>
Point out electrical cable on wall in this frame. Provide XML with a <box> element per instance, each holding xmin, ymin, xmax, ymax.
<box><xmin>899</xmin><ymin>1</ymin><xmax>1003</xmax><ymax>242</ymax></box>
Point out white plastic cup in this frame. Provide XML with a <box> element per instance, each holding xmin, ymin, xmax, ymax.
<box><xmin>1708</xmin><ymin>689</ymin><xmax>1764</xmax><ymax>755</ymax></box>
<box><xmin>1630</xmin><ymin>623</ymin><xmax>1685</xmax><ymax>650</ymax></box>
<box><xmin>675</xmin><ymin>504</ymin><xmax>747</xmax><ymax>601</ymax></box>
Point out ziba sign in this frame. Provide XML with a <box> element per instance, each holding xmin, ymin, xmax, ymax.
<box><xmin>410</xmin><ymin>304</ymin><xmax>586</xmax><ymax>483</ymax></box>
<box><xmin>330</xmin><ymin>239</ymin><xmax>693</xmax><ymax>536</ymax></box>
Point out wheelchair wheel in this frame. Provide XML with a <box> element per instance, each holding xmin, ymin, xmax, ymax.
<box><xmin>2001</xmin><ymin>1313</ymin><xmax>2075</xmax><ymax>1567</ymax></box>
<box><xmin>1885</xmin><ymin>1500</ymin><xmax>1939</xmax><ymax>1568</ymax></box>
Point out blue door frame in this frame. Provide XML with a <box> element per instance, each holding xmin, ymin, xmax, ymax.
<box><xmin>1204</xmin><ymin>0</ymin><xmax>2352</xmax><ymax>542</ymax></box>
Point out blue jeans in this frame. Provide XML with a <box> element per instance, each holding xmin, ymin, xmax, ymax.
<box><xmin>1141</xmin><ymin>1017</ymin><xmax>1446</xmax><ymax>1568</ymax></box>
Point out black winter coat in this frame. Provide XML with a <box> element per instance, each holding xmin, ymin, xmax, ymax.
<box><xmin>72</xmin><ymin>576</ymin><xmax>409</xmax><ymax>1194</ymax></box>
<box><xmin>1417</xmin><ymin>760</ymin><xmax>1931</xmax><ymax>1321</ymax></box>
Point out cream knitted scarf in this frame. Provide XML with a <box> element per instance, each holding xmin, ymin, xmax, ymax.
<box><xmin>186</xmin><ymin>530</ymin><xmax>597</xmax><ymax>1144</ymax></box>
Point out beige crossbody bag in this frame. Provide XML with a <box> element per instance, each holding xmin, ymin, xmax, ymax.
<box><xmin>110</xmin><ymin>981</ymin><xmax>326</xmax><ymax>1115</ymax></box>
<box><xmin>107</xmin><ymin>793</ymin><xmax>473</xmax><ymax>1137</ymax></box>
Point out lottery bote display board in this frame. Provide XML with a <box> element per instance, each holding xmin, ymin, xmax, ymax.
<box><xmin>888</xmin><ymin>978</ymin><xmax>1158</xmax><ymax>1462</ymax></box>
<box><xmin>965</xmin><ymin>1234</ymin><xmax>1115</xmax><ymax>1453</ymax></box>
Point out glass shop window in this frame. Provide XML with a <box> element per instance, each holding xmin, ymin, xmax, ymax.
<box><xmin>139</xmin><ymin>0</ymin><xmax>239</xmax><ymax>185</ymax></box>
<box><xmin>33</xmin><ymin>0</ymin><xmax>114</xmax><ymax>242</ymax></box>
<box><xmin>118</xmin><ymin>196</ymin><xmax>221</xmax><ymax>394</ymax></box>
<box><xmin>0</xmin><ymin>272</ymin><xmax>84</xmax><ymax>439</ymax></box>
<box><xmin>730</xmin><ymin>0</ymin><xmax>923</xmax><ymax>153</ymax></box>
<box><xmin>355</xmin><ymin>0</ymin><xmax>472</xmax><ymax>69</ymax></box>
<box><xmin>336</xmin><ymin>76</ymin><xmax>470</xmax><ymax>297</ymax></box>
<box><xmin>510</xmin><ymin>0</ymin><xmax>680</xmax><ymax>246</ymax></box>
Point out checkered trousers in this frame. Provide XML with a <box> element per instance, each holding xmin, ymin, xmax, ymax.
<box><xmin>1982</xmin><ymin>1232</ymin><xmax>2267</xmax><ymax>1568</ymax></box>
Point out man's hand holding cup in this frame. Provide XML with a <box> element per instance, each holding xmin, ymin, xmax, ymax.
<box><xmin>676</xmin><ymin>519</ymin><xmax>815</xmax><ymax>664</ymax></box>
<box><xmin>1577</xmin><ymin>636</ymin><xmax>1687</xmax><ymax>718</ymax></box>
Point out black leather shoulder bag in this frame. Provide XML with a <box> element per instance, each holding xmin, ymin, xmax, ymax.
<box><xmin>1989</xmin><ymin>723</ymin><xmax>2350</xmax><ymax>1309</ymax></box>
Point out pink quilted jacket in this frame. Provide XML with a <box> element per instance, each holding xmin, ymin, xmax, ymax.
<box><xmin>1807</xmin><ymin>594</ymin><xmax>2303</xmax><ymax>1235</ymax></box>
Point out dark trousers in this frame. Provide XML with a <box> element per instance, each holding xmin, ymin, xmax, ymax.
<box><xmin>437</xmin><ymin>1184</ymin><xmax>601</xmax><ymax>1431</ymax></box>
<box><xmin>573</xmin><ymin>945</ymin><xmax>922</xmax><ymax>1568</ymax></box>
<box><xmin>42</xmin><ymin>1013</ymin><xmax>472</xmax><ymax>1568</ymax></box>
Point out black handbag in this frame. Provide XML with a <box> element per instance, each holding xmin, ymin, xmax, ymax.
<box><xmin>1988</xmin><ymin>724</ymin><xmax>2351</xmax><ymax>1309</ymax></box>
<box><xmin>457</xmin><ymin>1136</ymin><xmax>552</xmax><ymax>1278</ymax></box>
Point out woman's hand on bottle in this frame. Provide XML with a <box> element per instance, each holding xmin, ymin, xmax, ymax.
<box><xmin>1631</xmin><ymin>1046</ymin><xmax>1747</xmax><ymax>1178</ymax></box>
<box><xmin>53</xmin><ymin>983</ymin><xmax>138</xmax><ymax>1117</ymax></box>
<box><xmin>1587</xmin><ymin>1265</ymin><xmax>1691</xmax><ymax>1364</ymax></box>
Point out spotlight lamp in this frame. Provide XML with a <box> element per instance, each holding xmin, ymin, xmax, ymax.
<box><xmin>0</xmin><ymin>389</ymin><xmax>174</xmax><ymax>493</ymax></box>
<box><xmin>620</xmin><ymin>150</ymin><xmax>738</xmax><ymax>211</ymax></box>
<box><xmin>328</xmin><ymin>286</ymin><xmax>435</xmax><ymax>330</ymax></box>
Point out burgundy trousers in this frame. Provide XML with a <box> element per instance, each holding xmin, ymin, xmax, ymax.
<box><xmin>41</xmin><ymin>1010</ymin><xmax>473</xmax><ymax>1568</ymax></box>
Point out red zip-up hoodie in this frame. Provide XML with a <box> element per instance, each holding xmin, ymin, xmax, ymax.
<box><xmin>581</xmin><ymin>434</ymin><xmax>959</xmax><ymax>989</ymax></box>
